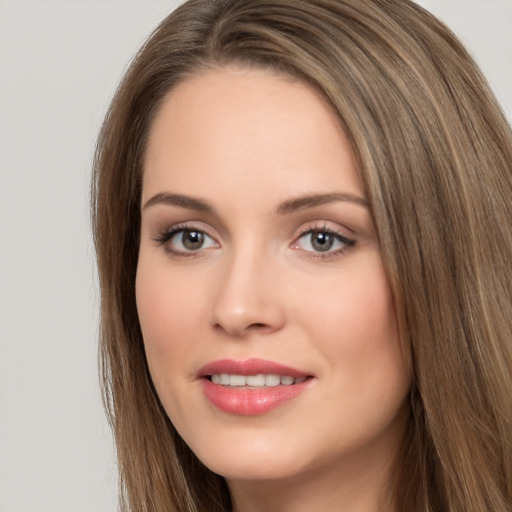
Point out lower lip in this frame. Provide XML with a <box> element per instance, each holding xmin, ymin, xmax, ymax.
<box><xmin>201</xmin><ymin>378</ymin><xmax>310</xmax><ymax>416</ymax></box>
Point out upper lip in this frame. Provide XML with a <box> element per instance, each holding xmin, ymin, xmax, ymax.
<box><xmin>197</xmin><ymin>358</ymin><xmax>310</xmax><ymax>378</ymax></box>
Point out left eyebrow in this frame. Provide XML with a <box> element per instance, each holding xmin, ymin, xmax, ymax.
<box><xmin>276</xmin><ymin>192</ymin><xmax>369</xmax><ymax>215</ymax></box>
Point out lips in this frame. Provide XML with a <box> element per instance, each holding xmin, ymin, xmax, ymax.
<box><xmin>198</xmin><ymin>358</ymin><xmax>312</xmax><ymax>416</ymax></box>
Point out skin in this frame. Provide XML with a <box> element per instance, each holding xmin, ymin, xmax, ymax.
<box><xmin>136</xmin><ymin>66</ymin><xmax>411</xmax><ymax>512</ymax></box>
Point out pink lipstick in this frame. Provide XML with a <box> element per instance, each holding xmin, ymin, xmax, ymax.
<box><xmin>198</xmin><ymin>358</ymin><xmax>312</xmax><ymax>416</ymax></box>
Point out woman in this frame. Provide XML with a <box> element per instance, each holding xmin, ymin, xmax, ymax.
<box><xmin>91</xmin><ymin>0</ymin><xmax>512</xmax><ymax>511</ymax></box>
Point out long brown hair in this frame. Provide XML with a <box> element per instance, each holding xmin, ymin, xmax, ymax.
<box><xmin>91</xmin><ymin>1</ymin><xmax>512</xmax><ymax>510</ymax></box>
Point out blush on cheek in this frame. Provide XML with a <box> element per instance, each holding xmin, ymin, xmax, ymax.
<box><xmin>136</xmin><ymin>273</ymin><xmax>171</xmax><ymax>355</ymax></box>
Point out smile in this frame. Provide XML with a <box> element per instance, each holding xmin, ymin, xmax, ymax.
<box><xmin>210</xmin><ymin>374</ymin><xmax>307</xmax><ymax>387</ymax></box>
<box><xmin>198</xmin><ymin>359</ymin><xmax>313</xmax><ymax>415</ymax></box>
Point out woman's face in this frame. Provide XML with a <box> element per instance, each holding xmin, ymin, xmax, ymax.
<box><xmin>137</xmin><ymin>67</ymin><xmax>410</xmax><ymax>488</ymax></box>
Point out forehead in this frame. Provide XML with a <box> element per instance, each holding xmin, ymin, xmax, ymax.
<box><xmin>142</xmin><ymin>66</ymin><xmax>363</xmax><ymax>204</ymax></box>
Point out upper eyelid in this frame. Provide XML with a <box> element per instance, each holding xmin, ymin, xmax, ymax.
<box><xmin>294</xmin><ymin>227</ymin><xmax>355</xmax><ymax>246</ymax></box>
<box><xmin>156</xmin><ymin>219</ymin><xmax>229</xmax><ymax>245</ymax></box>
<box><xmin>156</xmin><ymin>221</ymin><xmax>217</xmax><ymax>237</ymax></box>
<box><xmin>298</xmin><ymin>227</ymin><xmax>353</xmax><ymax>240</ymax></box>
<box><xmin>293</xmin><ymin>220</ymin><xmax>355</xmax><ymax>238</ymax></box>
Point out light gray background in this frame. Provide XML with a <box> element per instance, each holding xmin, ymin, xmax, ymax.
<box><xmin>0</xmin><ymin>1</ymin><xmax>510</xmax><ymax>511</ymax></box>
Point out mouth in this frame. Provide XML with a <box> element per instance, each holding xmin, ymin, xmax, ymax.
<box><xmin>198</xmin><ymin>359</ymin><xmax>313</xmax><ymax>416</ymax></box>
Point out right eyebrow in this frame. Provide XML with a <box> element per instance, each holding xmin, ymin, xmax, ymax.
<box><xmin>142</xmin><ymin>192</ymin><xmax>215</xmax><ymax>213</ymax></box>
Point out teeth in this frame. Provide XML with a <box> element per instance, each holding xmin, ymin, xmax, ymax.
<box><xmin>246</xmin><ymin>374</ymin><xmax>266</xmax><ymax>386</ymax></box>
<box><xmin>266</xmin><ymin>374</ymin><xmax>281</xmax><ymax>386</ymax></box>
<box><xmin>229</xmin><ymin>375</ymin><xmax>246</xmax><ymax>386</ymax></box>
<box><xmin>210</xmin><ymin>373</ymin><xmax>305</xmax><ymax>387</ymax></box>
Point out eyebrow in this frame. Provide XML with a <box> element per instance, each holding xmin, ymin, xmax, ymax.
<box><xmin>276</xmin><ymin>192</ymin><xmax>369</xmax><ymax>214</ymax></box>
<box><xmin>142</xmin><ymin>191</ymin><xmax>369</xmax><ymax>214</ymax></box>
<box><xmin>142</xmin><ymin>192</ymin><xmax>215</xmax><ymax>212</ymax></box>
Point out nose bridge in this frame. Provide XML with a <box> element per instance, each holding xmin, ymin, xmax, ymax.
<box><xmin>210</xmin><ymin>239</ymin><xmax>285</xmax><ymax>337</ymax></box>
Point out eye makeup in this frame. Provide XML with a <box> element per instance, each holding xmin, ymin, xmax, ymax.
<box><xmin>151</xmin><ymin>219</ymin><xmax>356</xmax><ymax>261</ymax></box>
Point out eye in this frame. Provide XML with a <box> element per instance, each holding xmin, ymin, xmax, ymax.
<box><xmin>172</xmin><ymin>229</ymin><xmax>216</xmax><ymax>251</ymax></box>
<box><xmin>154</xmin><ymin>226</ymin><xmax>219</xmax><ymax>256</ymax></box>
<box><xmin>293</xmin><ymin>228</ymin><xmax>354</xmax><ymax>254</ymax></box>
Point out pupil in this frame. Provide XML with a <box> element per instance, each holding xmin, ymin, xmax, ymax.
<box><xmin>182</xmin><ymin>230</ymin><xmax>204</xmax><ymax>250</ymax></box>
<box><xmin>312</xmin><ymin>232</ymin><xmax>333</xmax><ymax>252</ymax></box>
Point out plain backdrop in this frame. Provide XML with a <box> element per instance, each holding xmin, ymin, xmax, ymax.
<box><xmin>0</xmin><ymin>1</ymin><xmax>510</xmax><ymax>511</ymax></box>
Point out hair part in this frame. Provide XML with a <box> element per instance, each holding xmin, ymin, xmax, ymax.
<box><xmin>92</xmin><ymin>1</ymin><xmax>512</xmax><ymax>510</ymax></box>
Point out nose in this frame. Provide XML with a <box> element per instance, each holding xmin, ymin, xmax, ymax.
<box><xmin>210</xmin><ymin>248</ymin><xmax>286</xmax><ymax>338</ymax></box>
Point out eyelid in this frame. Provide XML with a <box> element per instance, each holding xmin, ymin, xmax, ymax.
<box><xmin>152</xmin><ymin>220</ymin><xmax>217</xmax><ymax>240</ymax></box>
<box><xmin>293</xmin><ymin>221</ymin><xmax>354</xmax><ymax>241</ymax></box>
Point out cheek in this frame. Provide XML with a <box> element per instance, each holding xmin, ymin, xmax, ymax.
<box><xmin>135</xmin><ymin>260</ymin><xmax>200</xmax><ymax>379</ymax></box>
<box><xmin>304</xmin><ymin>259</ymin><xmax>398</xmax><ymax>348</ymax></box>
<box><xmin>304</xmin><ymin>260</ymin><xmax>407</xmax><ymax>397</ymax></box>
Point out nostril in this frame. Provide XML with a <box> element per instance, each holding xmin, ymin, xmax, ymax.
<box><xmin>249</xmin><ymin>323</ymin><xmax>267</xmax><ymax>329</ymax></box>
<box><xmin>213</xmin><ymin>321</ymin><xmax>272</xmax><ymax>337</ymax></box>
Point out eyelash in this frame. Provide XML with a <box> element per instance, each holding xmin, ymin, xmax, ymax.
<box><xmin>152</xmin><ymin>222</ymin><xmax>356</xmax><ymax>259</ymax></box>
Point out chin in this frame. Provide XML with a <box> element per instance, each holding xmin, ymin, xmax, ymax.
<box><xmin>207</xmin><ymin>456</ymin><xmax>310</xmax><ymax>484</ymax></box>
<box><xmin>185</xmin><ymin>428</ymin><xmax>309</xmax><ymax>481</ymax></box>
